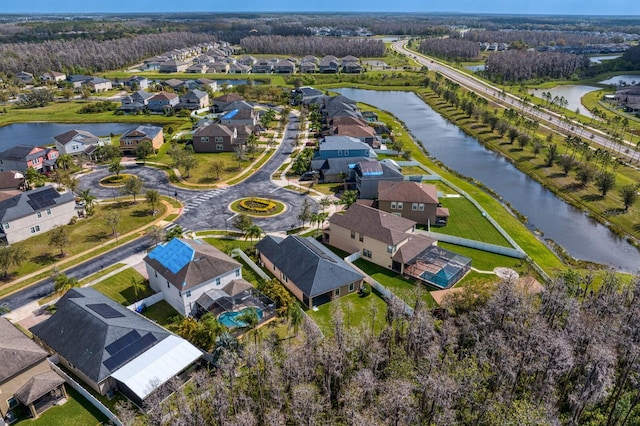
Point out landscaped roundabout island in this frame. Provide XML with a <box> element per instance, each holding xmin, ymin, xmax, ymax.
<box><xmin>230</xmin><ymin>197</ymin><xmax>286</xmax><ymax>217</ymax></box>
<box><xmin>99</xmin><ymin>173</ymin><xmax>135</xmax><ymax>187</ymax></box>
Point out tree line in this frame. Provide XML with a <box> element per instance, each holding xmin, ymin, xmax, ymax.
<box><xmin>0</xmin><ymin>32</ymin><xmax>215</xmax><ymax>77</ymax></box>
<box><xmin>118</xmin><ymin>272</ymin><xmax>640</xmax><ymax>425</ymax></box>
<box><xmin>417</xmin><ymin>38</ymin><xmax>480</xmax><ymax>61</ymax></box>
<box><xmin>484</xmin><ymin>50</ymin><xmax>590</xmax><ymax>83</ymax></box>
<box><xmin>462</xmin><ymin>29</ymin><xmax>619</xmax><ymax>47</ymax></box>
<box><xmin>239</xmin><ymin>35</ymin><xmax>385</xmax><ymax>57</ymax></box>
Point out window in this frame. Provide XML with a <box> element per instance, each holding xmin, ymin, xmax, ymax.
<box><xmin>418</xmin><ymin>203</ymin><xmax>425</xmax><ymax>211</ymax></box>
<box><xmin>216</xmin><ymin>278</ymin><xmax>221</xmax><ymax>285</ymax></box>
<box><xmin>359</xmin><ymin>233</ymin><xmax>364</xmax><ymax>242</ymax></box>
<box><xmin>334</xmin><ymin>288</ymin><xmax>340</xmax><ymax>296</ymax></box>
<box><xmin>30</xmin><ymin>225</ymin><xmax>40</xmax><ymax>234</ymax></box>
<box><xmin>235</xmin><ymin>269</ymin><xmax>240</xmax><ymax>277</ymax></box>
<box><xmin>154</xmin><ymin>270</ymin><xmax>157</xmax><ymax>277</ymax></box>
<box><xmin>7</xmin><ymin>397</ymin><xmax>18</xmax><ymax>409</ymax></box>
<box><xmin>216</xmin><ymin>144</ymin><xmax>224</xmax><ymax>151</ymax></box>
<box><xmin>201</xmin><ymin>137</ymin><xmax>209</xmax><ymax>142</ymax></box>
<box><xmin>349</xmin><ymin>282</ymin><xmax>354</xmax><ymax>292</ymax></box>
<box><xmin>344</xmin><ymin>150</ymin><xmax>349</xmax><ymax>156</ymax></box>
<box><xmin>2</xmin><ymin>222</ymin><xmax>9</xmax><ymax>229</ymax></box>
<box><xmin>167</xmin><ymin>280</ymin><xmax>170</xmax><ymax>288</ymax></box>
<box><xmin>350</xmin><ymin>230</ymin><xmax>355</xmax><ymax>239</ymax></box>
<box><xmin>36</xmin><ymin>211</ymin><xmax>42</xmax><ymax>218</ymax></box>
<box><xmin>46</xmin><ymin>208</ymin><xmax>51</xmax><ymax>215</ymax></box>
<box><xmin>337</xmin><ymin>150</ymin><xmax>343</xmax><ymax>156</ymax></box>
<box><xmin>186</xmin><ymin>290</ymin><xmax>191</xmax><ymax>298</ymax></box>
<box><xmin>412</xmin><ymin>203</ymin><xmax>418</xmax><ymax>211</ymax></box>
<box><xmin>214</xmin><ymin>137</ymin><xmax>223</xmax><ymax>143</ymax></box>
<box><xmin>391</xmin><ymin>202</ymin><xmax>396</xmax><ymax>209</ymax></box>
<box><xmin>397</xmin><ymin>202</ymin><xmax>403</xmax><ymax>210</ymax></box>
<box><xmin>363</xmin><ymin>249</ymin><xmax>372</xmax><ymax>258</ymax></box>
<box><xmin>387</xmin><ymin>245</ymin><xmax>394</xmax><ymax>253</ymax></box>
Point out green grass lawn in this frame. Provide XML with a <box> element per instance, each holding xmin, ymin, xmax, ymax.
<box><xmin>454</xmin><ymin>270</ymin><xmax>501</xmax><ymax>288</ymax></box>
<box><xmin>202</xmin><ymin>237</ymin><xmax>256</xmax><ymax>254</ymax></box>
<box><xmin>142</xmin><ymin>300</ymin><xmax>180</xmax><ymax>326</ymax></box>
<box><xmin>353</xmin><ymin>259</ymin><xmax>437</xmax><ymax>309</ymax></box>
<box><xmin>306</xmin><ymin>291</ymin><xmax>388</xmax><ymax>337</ymax></box>
<box><xmin>92</xmin><ymin>268</ymin><xmax>153</xmax><ymax>305</ymax></box>
<box><xmin>435</xmin><ymin>197</ymin><xmax>512</xmax><ymax>247</ymax></box>
<box><xmin>77</xmin><ymin>264</ymin><xmax>126</xmax><ymax>286</ymax></box>
<box><xmin>14</xmin><ymin>387</ymin><xmax>108</xmax><ymax>426</ymax></box>
<box><xmin>438</xmin><ymin>242</ymin><xmax>524</xmax><ymax>272</ymax></box>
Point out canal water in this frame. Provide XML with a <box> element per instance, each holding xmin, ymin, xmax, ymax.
<box><xmin>337</xmin><ymin>88</ymin><xmax>640</xmax><ymax>272</ymax></box>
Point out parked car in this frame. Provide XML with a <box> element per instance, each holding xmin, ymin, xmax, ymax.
<box><xmin>299</xmin><ymin>171</ymin><xmax>318</xmax><ymax>181</ymax></box>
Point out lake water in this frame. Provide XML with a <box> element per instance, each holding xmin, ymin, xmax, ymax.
<box><xmin>337</xmin><ymin>88</ymin><xmax>640</xmax><ymax>272</ymax></box>
<box><xmin>599</xmin><ymin>75</ymin><xmax>640</xmax><ymax>86</ymax></box>
<box><xmin>465</xmin><ymin>64</ymin><xmax>485</xmax><ymax>72</ymax></box>
<box><xmin>0</xmin><ymin>123</ymin><xmax>144</xmax><ymax>152</ymax></box>
<box><xmin>528</xmin><ymin>85</ymin><xmax>599</xmax><ymax>119</ymax></box>
<box><xmin>589</xmin><ymin>55</ymin><xmax>621</xmax><ymax>64</ymax></box>
<box><xmin>215</xmin><ymin>79</ymin><xmax>263</xmax><ymax>87</ymax></box>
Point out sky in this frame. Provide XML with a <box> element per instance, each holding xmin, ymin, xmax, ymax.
<box><xmin>4</xmin><ymin>0</ymin><xmax>640</xmax><ymax>16</ymax></box>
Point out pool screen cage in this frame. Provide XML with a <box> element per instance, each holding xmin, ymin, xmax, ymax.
<box><xmin>404</xmin><ymin>246</ymin><xmax>472</xmax><ymax>289</ymax></box>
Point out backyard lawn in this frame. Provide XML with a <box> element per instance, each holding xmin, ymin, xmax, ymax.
<box><xmin>435</xmin><ymin>196</ymin><xmax>512</xmax><ymax>247</ymax></box>
<box><xmin>14</xmin><ymin>387</ymin><xmax>107</xmax><ymax>426</ymax></box>
<box><xmin>202</xmin><ymin>237</ymin><xmax>256</xmax><ymax>254</ymax></box>
<box><xmin>438</xmin><ymin>242</ymin><xmax>524</xmax><ymax>272</ymax></box>
<box><xmin>306</xmin><ymin>291</ymin><xmax>388</xmax><ymax>336</ymax></box>
<box><xmin>142</xmin><ymin>300</ymin><xmax>180</xmax><ymax>326</ymax></box>
<box><xmin>92</xmin><ymin>268</ymin><xmax>153</xmax><ymax>305</ymax></box>
<box><xmin>354</xmin><ymin>259</ymin><xmax>437</xmax><ymax>309</ymax></box>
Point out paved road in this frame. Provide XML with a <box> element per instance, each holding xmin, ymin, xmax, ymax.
<box><xmin>393</xmin><ymin>41</ymin><xmax>635</xmax><ymax>160</ymax></box>
<box><xmin>1</xmin><ymin>112</ymin><xmax>315</xmax><ymax>310</ymax></box>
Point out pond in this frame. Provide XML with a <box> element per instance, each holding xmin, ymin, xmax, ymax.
<box><xmin>337</xmin><ymin>88</ymin><xmax>640</xmax><ymax>272</ymax></box>
<box><xmin>599</xmin><ymin>75</ymin><xmax>640</xmax><ymax>86</ymax></box>
<box><xmin>214</xmin><ymin>79</ymin><xmax>263</xmax><ymax>87</ymax></box>
<box><xmin>0</xmin><ymin>122</ymin><xmax>145</xmax><ymax>152</ymax></box>
<box><xmin>464</xmin><ymin>64</ymin><xmax>485</xmax><ymax>72</ymax></box>
<box><xmin>528</xmin><ymin>85</ymin><xmax>599</xmax><ymax>119</ymax></box>
<box><xmin>589</xmin><ymin>55</ymin><xmax>621</xmax><ymax>64</ymax></box>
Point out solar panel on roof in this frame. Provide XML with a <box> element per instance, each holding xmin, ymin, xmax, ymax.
<box><xmin>105</xmin><ymin>330</ymin><xmax>141</xmax><ymax>355</ymax></box>
<box><xmin>27</xmin><ymin>188</ymin><xmax>60</xmax><ymax>211</ymax></box>
<box><xmin>87</xmin><ymin>303</ymin><xmax>125</xmax><ymax>319</ymax></box>
<box><xmin>103</xmin><ymin>332</ymin><xmax>157</xmax><ymax>371</ymax></box>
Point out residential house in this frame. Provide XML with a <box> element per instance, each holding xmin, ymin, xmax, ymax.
<box><xmin>192</xmin><ymin>123</ymin><xmax>240</xmax><ymax>153</ymax></box>
<box><xmin>310</xmin><ymin>156</ymin><xmax>369</xmax><ymax>183</ymax></box>
<box><xmin>353</xmin><ymin>159</ymin><xmax>404</xmax><ymax>199</ymax></box>
<box><xmin>301</xmin><ymin>55</ymin><xmax>318</xmax><ymax>64</ymax></box>
<box><xmin>299</xmin><ymin>61</ymin><xmax>318</xmax><ymax>73</ymax></box>
<box><xmin>325</xmin><ymin>203</ymin><xmax>436</xmax><ymax>273</ymax></box>
<box><xmin>147</xmin><ymin>91</ymin><xmax>179</xmax><ymax>113</ymax></box>
<box><xmin>252</xmin><ymin>59</ymin><xmax>274</xmax><ymax>74</ymax></box>
<box><xmin>219</xmin><ymin>108</ymin><xmax>258</xmax><ymax>127</ymax></box>
<box><xmin>123</xmin><ymin>76</ymin><xmax>149</xmax><ymax>90</ymax></box>
<box><xmin>0</xmin><ymin>186</ymin><xmax>76</xmax><ymax>244</ymax></box>
<box><xmin>195</xmin><ymin>78</ymin><xmax>218</xmax><ymax>92</ymax></box>
<box><xmin>119</xmin><ymin>126</ymin><xmax>163</xmax><ymax>154</ymax></box>
<box><xmin>342</xmin><ymin>56</ymin><xmax>363</xmax><ymax>73</ymax></box>
<box><xmin>143</xmin><ymin>55</ymin><xmax>169</xmax><ymax>71</ymax></box>
<box><xmin>163</xmin><ymin>79</ymin><xmax>185</xmax><ymax>91</ymax></box>
<box><xmin>30</xmin><ymin>288</ymin><xmax>202</xmax><ymax>406</ymax></box>
<box><xmin>274</xmin><ymin>59</ymin><xmax>296</xmax><ymax>74</ymax></box>
<box><xmin>212</xmin><ymin>93</ymin><xmax>244</xmax><ymax>113</ymax></box>
<box><xmin>329</xmin><ymin>116</ymin><xmax>379</xmax><ymax>147</ymax></box>
<box><xmin>0</xmin><ymin>145</ymin><xmax>58</xmax><ymax>173</ymax></box>
<box><xmin>0</xmin><ymin>318</ymin><xmax>67</xmax><ymax>421</ymax></box>
<box><xmin>314</xmin><ymin>135</ymin><xmax>376</xmax><ymax>160</ymax></box>
<box><xmin>291</xmin><ymin>86</ymin><xmax>323</xmax><ymax>105</ymax></box>
<box><xmin>67</xmin><ymin>74</ymin><xmax>93</xmax><ymax>89</ymax></box>
<box><xmin>53</xmin><ymin>129</ymin><xmax>100</xmax><ymax>156</ymax></box>
<box><xmin>377</xmin><ymin>181</ymin><xmax>450</xmax><ymax>226</ymax></box>
<box><xmin>186</xmin><ymin>64</ymin><xmax>208</xmax><ymax>74</ymax></box>
<box><xmin>119</xmin><ymin>90</ymin><xmax>154</xmax><ymax>113</ymax></box>
<box><xmin>15</xmin><ymin>71</ymin><xmax>34</xmax><ymax>83</ymax></box>
<box><xmin>83</xmin><ymin>77</ymin><xmax>112</xmax><ymax>92</ymax></box>
<box><xmin>145</xmin><ymin>238</ymin><xmax>246</xmax><ymax>316</ymax></box>
<box><xmin>362</xmin><ymin>110</ymin><xmax>379</xmax><ymax>122</ymax></box>
<box><xmin>207</xmin><ymin>61</ymin><xmax>230</xmax><ymax>74</ymax></box>
<box><xmin>256</xmin><ymin>235</ymin><xmax>364</xmax><ymax>308</ymax></box>
<box><xmin>237</xmin><ymin>55</ymin><xmax>257</xmax><ymax>66</ymax></box>
<box><xmin>228</xmin><ymin>63</ymin><xmax>251</xmax><ymax>74</ymax></box>
<box><xmin>39</xmin><ymin>71</ymin><xmax>66</xmax><ymax>83</ymax></box>
<box><xmin>193</xmin><ymin>54</ymin><xmax>214</xmax><ymax>65</ymax></box>
<box><xmin>0</xmin><ymin>171</ymin><xmax>25</xmax><ymax>197</ymax></box>
<box><xmin>319</xmin><ymin>55</ymin><xmax>340</xmax><ymax>73</ymax></box>
<box><xmin>615</xmin><ymin>85</ymin><xmax>640</xmax><ymax>113</ymax></box>
<box><xmin>177</xmin><ymin>89</ymin><xmax>209</xmax><ymax>111</ymax></box>
<box><xmin>159</xmin><ymin>60</ymin><xmax>189</xmax><ymax>73</ymax></box>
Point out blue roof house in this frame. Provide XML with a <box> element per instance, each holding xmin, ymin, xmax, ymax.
<box><xmin>144</xmin><ymin>238</ymin><xmax>247</xmax><ymax>316</ymax></box>
<box><xmin>315</xmin><ymin>135</ymin><xmax>376</xmax><ymax>160</ymax></box>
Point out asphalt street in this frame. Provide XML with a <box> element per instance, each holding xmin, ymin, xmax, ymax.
<box><xmin>1</xmin><ymin>111</ymin><xmax>316</xmax><ymax>310</ymax></box>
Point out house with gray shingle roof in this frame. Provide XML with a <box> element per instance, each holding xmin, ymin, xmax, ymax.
<box><xmin>256</xmin><ymin>235</ymin><xmax>364</xmax><ymax>308</ymax></box>
<box><xmin>30</xmin><ymin>288</ymin><xmax>202</xmax><ymax>406</ymax></box>
<box><xmin>144</xmin><ymin>238</ymin><xmax>246</xmax><ymax>316</ymax></box>
<box><xmin>377</xmin><ymin>181</ymin><xmax>450</xmax><ymax>226</ymax></box>
<box><xmin>53</xmin><ymin>129</ymin><xmax>100</xmax><ymax>156</ymax></box>
<box><xmin>0</xmin><ymin>317</ymin><xmax>67</xmax><ymax>420</ymax></box>
<box><xmin>325</xmin><ymin>203</ymin><xmax>436</xmax><ymax>274</ymax></box>
<box><xmin>0</xmin><ymin>145</ymin><xmax>59</xmax><ymax>173</ymax></box>
<box><xmin>0</xmin><ymin>186</ymin><xmax>76</xmax><ymax>244</ymax></box>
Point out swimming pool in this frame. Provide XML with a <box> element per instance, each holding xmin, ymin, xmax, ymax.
<box><xmin>218</xmin><ymin>307</ymin><xmax>263</xmax><ymax>328</ymax></box>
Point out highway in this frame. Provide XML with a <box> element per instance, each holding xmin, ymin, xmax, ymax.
<box><xmin>393</xmin><ymin>41</ymin><xmax>636</xmax><ymax>160</ymax></box>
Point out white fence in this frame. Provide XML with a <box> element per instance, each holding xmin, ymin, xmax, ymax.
<box><xmin>419</xmin><ymin>231</ymin><xmax>525</xmax><ymax>259</ymax></box>
<box><xmin>126</xmin><ymin>292</ymin><xmax>165</xmax><ymax>312</ymax></box>
<box><xmin>231</xmin><ymin>248</ymin><xmax>271</xmax><ymax>281</ymax></box>
<box><xmin>48</xmin><ymin>358</ymin><xmax>123</xmax><ymax>426</ymax></box>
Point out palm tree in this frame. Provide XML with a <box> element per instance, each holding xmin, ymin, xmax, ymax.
<box><xmin>78</xmin><ymin>189</ymin><xmax>97</xmax><ymax>215</ymax></box>
<box><xmin>245</xmin><ymin>225</ymin><xmax>263</xmax><ymax>242</ymax></box>
<box><xmin>236</xmin><ymin>308</ymin><xmax>260</xmax><ymax>343</ymax></box>
<box><xmin>55</xmin><ymin>154</ymin><xmax>73</xmax><ymax>171</ymax></box>
<box><xmin>287</xmin><ymin>304</ymin><xmax>303</xmax><ymax>337</ymax></box>
<box><xmin>311</xmin><ymin>212</ymin><xmax>327</xmax><ymax>236</ymax></box>
<box><xmin>23</xmin><ymin>167</ymin><xmax>45</xmax><ymax>190</ymax></box>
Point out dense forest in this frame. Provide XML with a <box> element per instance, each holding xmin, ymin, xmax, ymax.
<box><xmin>121</xmin><ymin>273</ymin><xmax>640</xmax><ymax>425</ymax></box>
<box><xmin>462</xmin><ymin>30</ymin><xmax>618</xmax><ymax>47</ymax></box>
<box><xmin>418</xmin><ymin>38</ymin><xmax>480</xmax><ymax>61</ymax></box>
<box><xmin>485</xmin><ymin>50</ymin><xmax>591</xmax><ymax>83</ymax></box>
<box><xmin>239</xmin><ymin>35</ymin><xmax>385</xmax><ymax>57</ymax></box>
<box><xmin>0</xmin><ymin>32</ymin><xmax>215</xmax><ymax>77</ymax></box>
<box><xmin>587</xmin><ymin>44</ymin><xmax>640</xmax><ymax>77</ymax></box>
